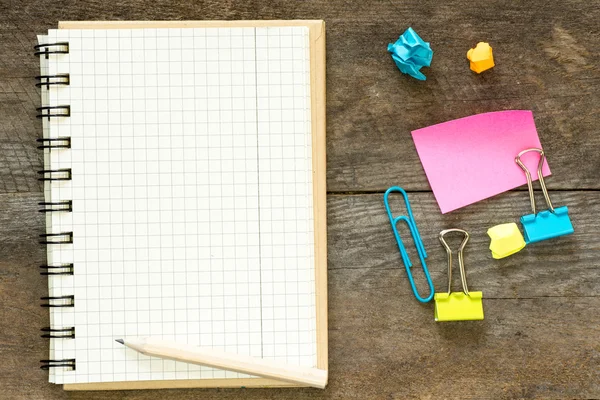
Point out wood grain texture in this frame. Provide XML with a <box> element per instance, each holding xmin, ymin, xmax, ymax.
<box><xmin>1</xmin><ymin>0</ymin><xmax>600</xmax><ymax>193</ymax></box>
<box><xmin>0</xmin><ymin>0</ymin><xmax>599</xmax><ymax>398</ymax></box>
<box><xmin>328</xmin><ymin>192</ymin><xmax>600</xmax><ymax>299</ymax></box>
<box><xmin>1</xmin><ymin>193</ymin><xmax>599</xmax><ymax>399</ymax></box>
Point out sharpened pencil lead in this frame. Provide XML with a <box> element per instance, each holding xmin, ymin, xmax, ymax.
<box><xmin>115</xmin><ymin>339</ymin><xmax>124</xmax><ymax>345</ymax></box>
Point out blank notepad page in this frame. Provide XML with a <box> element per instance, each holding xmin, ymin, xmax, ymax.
<box><xmin>43</xmin><ymin>26</ymin><xmax>315</xmax><ymax>384</ymax></box>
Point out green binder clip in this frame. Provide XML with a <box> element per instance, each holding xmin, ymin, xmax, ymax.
<box><xmin>434</xmin><ymin>229</ymin><xmax>484</xmax><ymax>322</ymax></box>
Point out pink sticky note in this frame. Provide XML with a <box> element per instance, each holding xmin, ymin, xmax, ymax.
<box><xmin>411</xmin><ymin>110</ymin><xmax>551</xmax><ymax>213</ymax></box>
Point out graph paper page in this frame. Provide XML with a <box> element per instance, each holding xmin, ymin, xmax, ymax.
<box><xmin>44</xmin><ymin>26</ymin><xmax>315</xmax><ymax>384</ymax></box>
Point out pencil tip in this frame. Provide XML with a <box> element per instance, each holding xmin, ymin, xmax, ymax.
<box><xmin>115</xmin><ymin>339</ymin><xmax>124</xmax><ymax>345</ymax></box>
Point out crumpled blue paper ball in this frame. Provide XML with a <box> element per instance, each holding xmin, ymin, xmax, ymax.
<box><xmin>387</xmin><ymin>27</ymin><xmax>433</xmax><ymax>81</ymax></box>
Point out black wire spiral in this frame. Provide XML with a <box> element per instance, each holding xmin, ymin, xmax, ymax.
<box><xmin>40</xmin><ymin>327</ymin><xmax>75</xmax><ymax>339</ymax></box>
<box><xmin>39</xmin><ymin>232</ymin><xmax>73</xmax><ymax>245</ymax></box>
<box><xmin>35</xmin><ymin>41</ymin><xmax>76</xmax><ymax>369</ymax></box>
<box><xmin>36</xmin><ymin>105</ymin><xmax>71</xmax><ymax>119</ymax></box>
<box><xmin>40</xmin><ymin>359</ymin><xmax>76</xmax><ymax>370</ymax></box>
<box><xmin>34</xmin><ymin>42</ymin><xmax>69</xmax><ymax>59</ymax></box>
<box><xmin>39</xmin><ymin>263</ymin><xmax>74</xmax><ymax>276</ymax></box>
<box><xmin>36</xmin><ymin>137</ymin><xmax>71</xmax><ymax>149</ymax></box>
<box><xmin>38</xmin><ymin>201</ymin><xmax>72</xmax><ymax>213</ymax></box>
<box><xmin>40</xmin><ymin>295</ymin><xmax>74</xmax><ymax>308</ymax></box>
<box><xmin>35</xmin><ymin>74</ymin><xmax>70</xmax><ymax>89</ymax></box>
<box><xmin>37</xmin><ymin>169</ymin><xmax>71</xmax><ymax>181</ymax></box>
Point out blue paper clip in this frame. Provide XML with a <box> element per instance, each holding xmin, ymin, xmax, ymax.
<box><xmin>515</xmin><ymin>148</ymin><xmax>574</xmax><ymax>244</ymax></box>
<box><xmin>384</xmin><ymin>186</ymin><xmax>434</xmax><ymax>303</ymax></box>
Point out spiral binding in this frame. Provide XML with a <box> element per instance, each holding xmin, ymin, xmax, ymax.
<box><xmin>36</xmin><ymin>137</ymin><xmax>71</xmax><ymax>149</ymax></box>
<box><xmin>36</xmin><ymin>105</ymin><xmax>71</xmax><ymax>119</ymax></box>
<box><xmin>37</xmin><ymin>168</ymin><xmax>71</xmax><ymax>181</ymax></box>
<box><xmin>41</xmin><ymin>327</ymin><xmax>75</xmax><ymax>339</ymax></box>
<box><xmin>40</xmin><ymin>295</ymin><xmax>75</xmax><ymax>307</ymax></box>
<box><xmin>38</xmin><ymin>200</ymin><xmax>72</xmax><ymax>213</ymax></box>
<box><xmin>39</xmin><ymin>263</ymin><xmax>74</xmax><ymax>276</ymax></box>
<box><xmin>35</xmin><ymin>74</ymin><xmax>70</xmax><ymax>88</ymax></box>
<box><xmin>34</xmin><ymin>42</ymin><xmax>69</xmax><ymax>58</ymax></box>
<box><xmin>35</xmin><ymin>41</ymin><xmax>76</xmax><ymax>371</ymax></box>
<box><xmin>39</xmin><ymin>232</ymin><xmax>73</xmax><ymax>244</ymax></box>
<box><xmin>40</xmin><ymin>359</ymin><xmax>76</xmax><ymax>370</ymax></box>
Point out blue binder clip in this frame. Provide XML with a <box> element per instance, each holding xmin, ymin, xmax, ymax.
<box><xmin>515</xmin><ymin>148</ymin><xmax>574</xmax><ymax>244</ymax></box>
<box><xmin>384</xmin><ymin>186</ymin><xmax>434</xmax><ymax>303</ymax></box>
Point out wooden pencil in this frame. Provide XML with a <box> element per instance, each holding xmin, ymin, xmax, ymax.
<box><xmin>116</xmin><ymin>337</ymin><xmax>328</xmax><ymax>389</ymax></box>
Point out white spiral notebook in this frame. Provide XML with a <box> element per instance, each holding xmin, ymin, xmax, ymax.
<box><xmin>36</xmin><ymin>20</ymin><xmax>326</xmax><ymax>391</ymax></box>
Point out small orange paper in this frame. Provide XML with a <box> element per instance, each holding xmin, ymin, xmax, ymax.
<box><xmin>467</xmin><ymin>42</ymin><xmax>495</xmax><ymax>73</ymax></box>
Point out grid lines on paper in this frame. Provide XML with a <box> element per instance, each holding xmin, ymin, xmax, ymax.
<box><xmin>255</xmin><ymin>26</ymin><xmax>316</xmax><ymax>367</ymax></box>
<box><xmin>47</xmin><ymin>26</ymin><xmax>316</xmax><ymax>385</ymax></box>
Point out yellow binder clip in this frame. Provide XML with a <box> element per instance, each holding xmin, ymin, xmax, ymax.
<box><xmin>487</xmin><ymin>222</ymin><xmax>526</xmax><ymax>259</ymax></box>
<box><xmin>434</xmin><ymin>229</ymin><xmax>484</xmax><ymax>322</ymax></box>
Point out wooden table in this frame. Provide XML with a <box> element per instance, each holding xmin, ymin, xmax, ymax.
<box><xmin>1</xmin><ymin>1</ymin><xmax>598</xmax><ymax>399</ymax></box>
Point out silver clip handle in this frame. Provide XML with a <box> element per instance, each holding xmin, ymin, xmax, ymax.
<box><xmin>515</xmin><ymin>148</ymin><xmax>554</xmax><ymax>214</ymax></box>
<box><xmin>439</xmin><ymin>229</ymin><xmax>470</xmax><ymax>296</ymax></box>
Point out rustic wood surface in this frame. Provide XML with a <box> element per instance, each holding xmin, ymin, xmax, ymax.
<box><xmin>0</xmin><ymin>0</ymin><xmax>598</xmax><ymax>399</ymax></box>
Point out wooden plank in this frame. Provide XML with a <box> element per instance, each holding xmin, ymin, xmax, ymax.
<box><xmin>274</xmin><ymin>2</ymin><xmax>600</xmax><ymax>191</ymax></box>
<box><xmin>326</xmin><ymin>297</ymin><xmax>600</xmax><ymax>400</ymax></box>
<box><xmin>0</xmin><ymin>193</ymin><xmax>64</xmax><ymax>399</ymax></box>
<box><xmin>1</xmin><ymin>1</ymin><xmax>600</xmax><ymax>193</ymax></box>
<box><xmin>6</xmin><ymin>298</ymin><xmax>600</xmax><ymax>399</ymax></box>
<box><xmin>326</xmin><ymin>94</ymin><xmax>600</xmax><ymax>192</ymax></box>
<box><xmin>328</xmin><ymin>192</ymin><xmax>600</xmax><ymax>298</ymax></box>
<box><xmin>1</xmin><ymin>192</ymin><xmax>599</xmax><ymax>399</ymax></box>
<box><xmin>0</xmin><ymin>77</ymin><xmax>44</xmax><ymax>193</ymax></box>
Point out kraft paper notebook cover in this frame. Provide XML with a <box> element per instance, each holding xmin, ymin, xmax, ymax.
<box><xmin>35</xmin><ymin>20</ymin><xmax>326</xmax><ymax>391</ymax></box>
